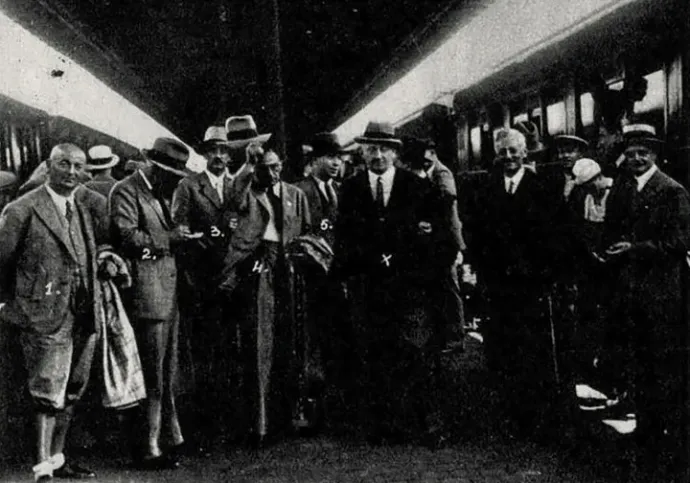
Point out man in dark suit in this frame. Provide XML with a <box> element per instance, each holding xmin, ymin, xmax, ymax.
<box><xmin>295</xmin><ymin>132</ymin><xmax>345</xmax><ymax>430</ymax></box>
<box><xmin>220</xmin><ymin>143</ymin><xmax>310</xmax><ymax>447</ymax></box>
<box><xmin>171</xmin><ymin>126</ymin><xmax>238</xmax><ymax>448</ymax></box>
<box><xmin>336</xmin><ymin>122</ymin><xmax>439</xmax><ymax>444</ymax></box>
<box><xmin>110</xmin><ymin>137</ymin><xmax>195</xmax><ymax>469</ymax></box>
<box><xmin>600</xmin><ymin>124</ymin><xmax>690</xmax><ymax>480</ymax></box>
<box><xmin>84</xmin><ymin>145</ymin><xmax>120</xmax><ymax>198</ymax></box>
<box><xmin>472</xmin><ymin>128</ymin><xmax>556</xmax><ymax>437</ymax></box>
<box><xmin>0</xmin><ymin>144</ymin><xmax>107</xmax><ymax>481</ymax></box>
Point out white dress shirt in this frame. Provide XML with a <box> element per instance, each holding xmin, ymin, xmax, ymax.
<box><xmin>260</xmin><ymin>183</ymin><xmax>282</xmax><ymax>242</ymax></box>
<box><xmin>45</xmin><ymin>184</ymin><xmax>76</xmax><ymax>219</ymax></box>
<box><xmin>368</xmin><ymin>167</ymin><xmax>395</xmax><ymax>206</ymax></box>
<box><xmin>503</xmin><ymin>166</ymin><xmax>525</xmax><ymax>194</ymax></box>
<box><xmin>205</xmin><ymin>170</ymin><xmax>225</xmax><ymax>202</ymax></box>
<box><xmin>635</xmin><ymin>164</ymin><xmax>658</xmax><ymax>192</ymax></box>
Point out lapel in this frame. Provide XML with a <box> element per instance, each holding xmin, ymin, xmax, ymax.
<box><xmin>280</xmin><ymin>182</ymin><xmax>296</xmax><ymax>221</ymax></box>
<box><xmin>252</xmin><ymin>186</ymin><xmax>272</xmax><ymax>222</ymax></box>
<box><xmin>74</xmin><ymin>194</ymin><xmax>96</xmax><ymax>253</ymax></box>
<box><xmin>633</xmin><ymin>169</ymin><xmax>665</xmax><ymax>220</ymax></box>
<box><xmin>357</xmin><ymin>171</ymin><xmax>376</xmax><ymax>208</ymax></box>
<box><xmin>32</xmin><ymin>187</ymin><xmax>78</xmax><ymax>262</ymax></box>
<box><xmin>198</xmin><ymin>172</ymin><xmax>222</xmax><ymax>208</ymax></box>
<box><xmin>136</xmin><ymin>171</ymin><xmax>169</xmax><ymax>229</ymax></box>
<box><xmin>387</xmin><ymin>169</ymin><xmax>405</xmax><ymax>210</ymax></box>
<box><xmin>308</xmin><ymin>177</ymin><xmax>325</xmax><ymax>213</ymax></box>
<box><xmin>222</xmin><ymin>175</ymin><xmax>233</xmax><ymax>207</ymax></box>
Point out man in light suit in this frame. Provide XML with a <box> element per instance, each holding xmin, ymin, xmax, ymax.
<box><xmin>172</xmin><ymin>126</ymin><xmax>238</xmax><ymax>449</ymax></box>
<box><xmin>601</xmin><ymin>124</ymin><xmax>690</xmax><ymax>480</ymax></box>
<box><xmin>0</xmin><ymin>144</ymin><xmax>106</xmax><ymax>481</ymax></box>
<box><xmin>110</xmin><ymin>137</ymin><xmax>195</xmax><ymax>469</ymax></box>
<box><xmin>220</xmin><ymin>142</ymin><xmax>310</xmax><ymax>448</ymax></box>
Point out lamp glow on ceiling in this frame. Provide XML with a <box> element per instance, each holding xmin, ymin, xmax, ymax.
<box><xmin>0</xmin><ymin>9</ymin><xmax>206</xmax><ymax>170</ymax></box>
<box><xmin>334</xmin><ymin>0</ymin><xmax>642</xmax><ymax>145</ymax></box>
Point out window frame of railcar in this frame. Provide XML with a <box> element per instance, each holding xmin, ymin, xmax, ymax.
<box><xmin>543</xmin><ymin>87</ymin><xmax>568</xmax><ymax>138</ymax></box>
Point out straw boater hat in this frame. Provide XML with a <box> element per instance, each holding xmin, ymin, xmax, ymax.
<box><xmin>141</xmin><ymin>137</ymin><xmax>190</xmax><ymax>177</ymax></box>
<box><xmin>87</xmin><ymin>145</ymin><xmax>120</xmax><ymax>170</ymax></box>
<box><xmin>225</xmin><ymin>115</ymin><xmax>272</xmax><ymax>149</ymax></box>
<box><xmin>355</xmin><ymin>121</ymin><xmax>402</xmax><ymax>147</ymax></box>
<box><xmin>197</xmin><ymin>126</ymin><xmax>230</xmax><ymax>153</ymax></box>
<box><xmin>622</xmin><ymin>123</ymin><xmax>664</xmax><ymax>152</ymax></box>
<box><xmin>310</xmin><ymin>132</ymin><xmax>347</xmax><ymax>157</ymax></box>
<box><xmin>553</xmin><ymin>134</ymin><xmax>589</xmax><ymax>150</ymax></box>
<box><xmin>572</xmin><ymin>158</ymin><xmax>602</xmax><ymax>186</ymax></box>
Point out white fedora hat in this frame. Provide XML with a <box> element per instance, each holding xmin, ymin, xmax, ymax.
<box><xmin>87</xmin><ymin>145</ymin><xmax>120</xmax><ymax>170</ymax></box>
<box><xmin>225</xmin><ymin>115</ymin><xmax>271</xmax><ymax>148</ymax></box>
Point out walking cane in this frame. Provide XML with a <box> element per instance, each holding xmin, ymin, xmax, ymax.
<box><xmin>546</xmin><ymin>291</ymin><xmax>561</xmax><ymax>386</ymax></box>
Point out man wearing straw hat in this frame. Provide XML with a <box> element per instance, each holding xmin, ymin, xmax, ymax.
<box><xmin>600</xmin><ymin>124</ymin><xmax>690</xmax><ymax>479</ymax></box>
<box><xmin>110</xmin><ymin>137</ymin><xmax>196</xmax><ymax>469</ymax></box>
<box><xmin>84</xmin><ymin>145</ymin><xmax>120</xmax><ymax>198</ymax></box>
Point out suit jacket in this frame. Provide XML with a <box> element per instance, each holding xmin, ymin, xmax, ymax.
<box><xmin>335</xmin><ymin>168</ymin><xmax>433</xmax><ymax>280</ymax></box>
<box><xmin>85</xmin><ymin>176</ymin><xmax>118</xmax><ymax>199</ymax></box>
<box><xmin>172</xmin><ymin>171</ymin><xmax>236</xmax><ymax>272</ymax></box>
<box><xmin>0</xmin><ymin>185</ymin><xmax>107</xmax><ymax>334</ymax></box>
<box><xmin>109</xmin><ymin>169</ymin><xmax>178</xmax><ymax>321</ymax></box>
<box><xmin>429</xmin><ymin>159</ymin><xmax>466</xmax><ymax>252</ymax></box>
<box><xmin>220</xmin><ymin>166</ymin><xmax>310</xmax><ymax>291</ymax></box>
<box><xmin>473</xmin><ymin>169</ymin><xmax>552</xmax><ymax>289</ymax></box>
<box><xmin>604</xmin><ymin>169</ymin><xmax>690</xmax><ymax>346</ymax></box>
<box><xmin>294</xmin><ymin>176</ymin><xmax>339</xmax><ymax>248</ymax></box>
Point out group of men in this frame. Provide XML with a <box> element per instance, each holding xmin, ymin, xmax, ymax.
<box><xmin>0</xmin><ymin>114</ymin><xmax>469</xmax><ymax>480</ymax></box>
<box><xmin>469</xmin><ymin>121</ymin><xmax>689</xmax><ymax>480</ymax></box>
<box><xmin>0</xmin><ymin>106</ymin><xmax>687</xmax><ymax>482</ymax></box>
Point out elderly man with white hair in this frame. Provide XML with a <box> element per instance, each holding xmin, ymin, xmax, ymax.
<box><xmin>472</xmin><ymin>127</ymin><xmax>557</xmax><ymax>440</ymax></box>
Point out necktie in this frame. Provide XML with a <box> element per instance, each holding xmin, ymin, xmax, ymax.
<box><xmin>65</xmin><ymin>200</ymin><xmax>73</xmax><ymax>223</ymax></box>
<box><xmin>325</xmin><ymin>181</ymin><xmax>337</xmax><ymax>210</ymax></box>
<box><xmin>268</xmin><ymin>189</ymin><xmax>283</xmax><ymax>234</ymax></box>
<box><xmin>508</xmin><ymin>180</ymin><xmax>515</xmax><ymax>195</ymax></box>
<box><xmin>376</xmin><ymin>176</ymin><xmax>384</xmax><ymax>209</ymax></box>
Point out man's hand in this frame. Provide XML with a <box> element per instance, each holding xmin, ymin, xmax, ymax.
<box><xmin>246</xmin><ymin>142</ymin><xmax>264</xmax><ymax>166</ymax></box>
<box><xmin>170</xmin><ymin>225</ymin><xmax>204</xmax><ymax>243</ymax></box>
<box><xmin>605</xmin><ymin>241</ymin><xmax>632</xmax><ymax>256</ymax></box>
<box><xmin>455</xmin><ymin>251</ymin><xmax>464</xmax><ymax>266</ymax></box>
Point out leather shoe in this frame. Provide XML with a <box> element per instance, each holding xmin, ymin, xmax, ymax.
<box><xmin>53</xmin><ymin>462</ymin><xmax>96</xmax><ymax>479</ymax></box>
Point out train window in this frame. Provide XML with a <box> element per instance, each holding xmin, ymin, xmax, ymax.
<box><xmin>580</xmin><ymin>93</ymin><xmax>594</xmax><ymax>128</ymax></box>
<box><xmin>546</xmin><ymin>100</ymin><xmax>566</xmax><ymax>136</ymax></box>
<box><xmin>470</xmin><ymin>125</ymin><xmax>481</xmax><ymax>167</ymax></box>
<box><xmin>632</xmin><ymin>69</ymin><xmax>665</xmax><ymax>134</ymax></box>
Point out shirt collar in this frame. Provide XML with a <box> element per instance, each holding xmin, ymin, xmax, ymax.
<box><xmin>504</xmin><ymin>166</ymin><xmax>525</xmax><ymax>186</ymax></box>
<box><xmin>368</xmin><ymin>166</ymin><xmax>396</xmax><ymax>184</ymax></box>
<box><xmin>44</xmin><ymin>183</ymin><xmax>76</xmax><ymax>204</ymax></box>
<box><xmin>635</xmin><ymin>164</ymin><xmax>658</xmax><ymax>191</ymax></box>
<box><xmin>426</xmin><ymin>161</ymin><xmax>436</xmax><ymax>178</ymax></box>
<box><xmin>205</xmin><ymin>170</ymin><xmax>224</xmax><ymax>186</ymax></box>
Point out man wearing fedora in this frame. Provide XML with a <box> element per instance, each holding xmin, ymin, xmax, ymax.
<box><xmin>84</xmin><ymin>145</ymin><xmax>120</xmax><ymax>198</ymax></box>
<box><xmin>109</xmin><ymin>137</ymin><xmax>196</xmax><ymax>469</ymax></box>
<box><xmin>171</xmin><ymin>126</ymin><xmax>238</xmax><ymax>449</ymax></box>
<box><xmin>336</xmin><ymin>121</ymin><xmax>441</xmax><ymax>444</ymax></box>
<box><xmin>220</xmin><ymin>138</ymin><xmax>310</xmax><ymax>448</ymax></box>
<box><xmin>225</xmin><ymin>115</ymin><xmax>272</xmax><ymax>173</ymax></box>
<box><xmin>294</xmin><ymin>132</ymin><xmax>345</xmax><ymax>429</ymax></box>
<box><xmin>600</xmin><ymin>124</ymin><xmax>690</xmax><ymax>479</ymax></box>
<box><xmin>0</xmin><ymin>143</ymin><xmax>111</xmax><ymax>481</ymax></box>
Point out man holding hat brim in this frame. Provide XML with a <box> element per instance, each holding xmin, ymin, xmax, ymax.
<box><xmin>600</xmin><ymin>123</ymin><xmax>690</xmax><ymax>478</ymax></box>
<box><xmin>171</xmin><ymin>126</ymin><xmax>240</xmax><ymax>449</ymax></box>
<box><xmin>225</xmin><ymin>115</ymin><xmax>271</xmax><ymax>171</ymax></box>
<box><xmin>110</xmin><ymin>137</ymin><xmax>197</xmax><ymax>469</ymax></box>
<box><xmin>219</xmin><ymin>143</ymin><xmax>310</xmax><ymax>448</ymax></box>
<box><xmin>336</xmin><ymin>121</ymin><xmax>442</xmax><ymax>444</ymax></box>
<box><xmin>84</xmin><ymin>145</ymin><xmax>120</xmax><ymax>198</ymax></box>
